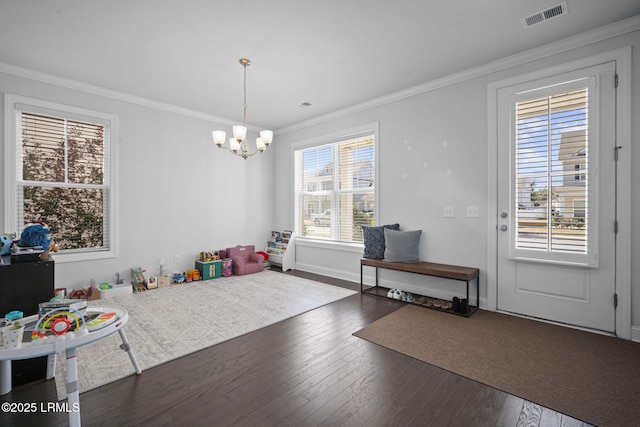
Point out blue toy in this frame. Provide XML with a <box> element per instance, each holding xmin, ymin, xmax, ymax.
<box><xmin>19</xmin><ymin>223</ymin><xmax>51</xmax><ymax>251</ymax></box>
<box><xmin>0</xmin><ymin>234</ymin><xmax>14</xmax><ymax>256</ymax></box>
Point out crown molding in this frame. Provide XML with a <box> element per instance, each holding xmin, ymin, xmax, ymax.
<box><xmin>276</xmin><ymin>14</ymin><xmax>640</xmax><ymax>135</ymax></box>
<box><xmin>1</xmin><ymin>15</ymin><xmax>638</xmax><ymax>136</ymax></box>
<box><xmin>0</xmin><ymin>61</ymin><xmax>241</xmax><ymax>128</ymax></box>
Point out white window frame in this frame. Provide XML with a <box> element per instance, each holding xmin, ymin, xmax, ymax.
<box><xmin>292</xmin><ymin>123</ymin><xmax>379</xmax><ymax>248</ymax></box>
<box><xmin>4</xmin><ymin>94</ymin><xmax>118</xmax><ymax>263</ymax></box>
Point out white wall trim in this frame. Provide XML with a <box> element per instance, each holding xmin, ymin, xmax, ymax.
<box><xmin>277</xmin><ymin>15</ymin><xmax>640</xmax><ymax>135</ymax></box>
<box><xmin>295</xmin><ymin>261</ymin><xmax>362</xmax><ymax>285</ymax></box>
<box><xmin>0</xmin><ymin>16</ymin><xmax>637</xmax><ymax>137</ymax></box>
<box><xmin>632</xmin><ymin>326</ymin><xmax>640</xmax><ymax>343</ymax></box>
<box><xmin>0</xmin><ymin>61</ymin><xmax>243</xmax><ymax>128</ymax></box>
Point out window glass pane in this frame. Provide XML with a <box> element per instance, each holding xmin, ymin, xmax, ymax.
<box><xmin>301</xmin><ymin>193</ymin><xmax>332</xmax><ymax>239</ymax></box>
<box><xmin>515</xmin><ymin>88</ymin><xmax>588</xmax><ymax>254</ymax></box>
<box><xmin>21</xmin><ymin>113</ymin><xmax>65</xmax><ymax>182</ymax></box>
<box><xmin>21</xmin><ymin>186</ymin><xmax>105</xmax><ymax>250</ymax></box>
<box><xmin>21</xmin><ymin>112</ymin><xmax>104</xmax><ymax>185</ymax></box>
<box><xmin>295</xmin><ymin>133</ymin><xmax>375</xmax><ymax>243</ymax></box>
<box><xmin>67</xmin><ymin>120</ymin><xmax>104</xmax><ymax>185</ymax></box>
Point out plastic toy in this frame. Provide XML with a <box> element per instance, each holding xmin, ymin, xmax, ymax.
<box><xmin>31</xmin><ymin>307</ymin><xmax>88</xmax><ymax>339</ymax></box>
<box><xmin>0</xmin><ymin>234</ymin><xmax>15</xmax><ymax>256</ymax></box>
<box><xmin>85</xmin><ymin>311</ymin><xmax>118</xmax><ymax>331</ymax></box>
<box><xmin>69</xmin><ymin>288</ymin><xmax>88</xmax><ymax>299</ymax></box>
<box><xmin>172</xmin><ymin>272</ymin><xmax>185</xmax><ymax>284</ymax></box>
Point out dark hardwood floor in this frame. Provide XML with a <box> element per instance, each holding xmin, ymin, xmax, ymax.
<box><xmin>1</xmin><ymin>269</ymin><xmax>591</xmax><ymax>426</ymax></box>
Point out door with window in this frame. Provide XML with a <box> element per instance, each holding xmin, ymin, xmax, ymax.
<box><xmin>496</xmin><ymin>62</ymin><xmax>617</xmax><ymax>332</ymax></box>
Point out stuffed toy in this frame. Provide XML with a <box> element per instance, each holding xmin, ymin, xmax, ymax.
<box><xmin>0</xmin><ymin>234</ymin><xmax>15</xmax><ymax>256</ymax></box>
<box><xmin>18</xmin><ymin>223</ymin><xmax>59</xmax><ymax>252</ymax></box>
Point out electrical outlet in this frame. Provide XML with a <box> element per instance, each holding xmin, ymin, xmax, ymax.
<box><xmin>443</xmin><ymin>206</ymin><xmax>455</xmax><ymax>218</ymax></box>
<box><xmin>467</xmin><ymin>206</ymin><xmax>479</xmax><ymax>218</ymax></box>
<box><xmin>173</xmin><ymin>254</ymin><xmax>180</xmax><ymax>264</ymax></box>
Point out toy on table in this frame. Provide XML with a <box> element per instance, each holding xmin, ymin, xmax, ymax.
<box><xmin>84</xmin><ymin>311</ymin><xmax>118</xmax><ymax>331</ymax></box>
<box><xmin>31</xmin><ymin>307</ymin><xmax>89</xmax><ymax>341</ymax></box>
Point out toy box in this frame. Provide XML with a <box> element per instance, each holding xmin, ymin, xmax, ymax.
<box><xmin>196</xmin><ymin>260</ymin><xmax>221</xmax><ymax>280</ymax></box>
<box><xmin>95</xmin><ymin>282</ymin><xmax>133</xmax><ymax>299</ymax></box>
<box><xmin>221</xmin><ymin>258</ymin><xmax>233</xmax><ymax>277</ymax></box>
<box><xmin>157</xmin><ymin>276</ymin><xmax>171</xmax><ymax>288</ymax></box>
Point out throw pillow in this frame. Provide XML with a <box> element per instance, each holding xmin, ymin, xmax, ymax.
<box><xmin>362</xmin><ymin>224</ymin><xmax>400</xmax><ymax>259</ymax></box>
<box><xmin>383</xmin><ymin>229</ymin><xmax>422</xmax><ymax>263</ymax></box>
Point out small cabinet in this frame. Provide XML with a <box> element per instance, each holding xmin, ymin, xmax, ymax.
<box><xmin>0</xmin><ymin>256</ymin><xmax>55</xmax><ymax>387</ymax></box>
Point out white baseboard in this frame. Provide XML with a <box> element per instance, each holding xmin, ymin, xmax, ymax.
<box><xmin>631</xmin><ymin>325</ymin><xmax>640</xmax><ymax>343</ymax></box>
<box><xmin>294</xmin><ymin>262</ymin><xmax>361</xmax><ymax>284</ymax></box>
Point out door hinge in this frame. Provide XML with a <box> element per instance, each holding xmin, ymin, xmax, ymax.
<box><xmin>614</xmin><ymin>220</ymin><xmax>618</xmax><ymax>234</ymax></box>
<box><xmin>614</xmin><ymin>74</ymin><xmax>619</xmax><ymax>87</ymax></box>
<box><xmin>614</xmin><ymin>293</ymin><xmax>618</xmax><ymax>308</ymax></box>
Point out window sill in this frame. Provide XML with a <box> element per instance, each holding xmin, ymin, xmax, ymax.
<box><xmin>295</xmin><ymin>237</ymin><xmax>364</xmax><ymax>254</ymax></box>
<box><xmin>51</xmin><ymin>250</ymin><xmax>117</xmax><ymax>264</ymax></box>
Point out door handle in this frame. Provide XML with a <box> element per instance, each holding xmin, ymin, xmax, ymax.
<box><xmin>500</xmin><ymin>212</ymin><xmax>508</xmax><ymax>218</ymax></box>
<box><xmin>500</xmin><ymin>225</ymin><xmax>508</xmax><ymax>231</ymax></box>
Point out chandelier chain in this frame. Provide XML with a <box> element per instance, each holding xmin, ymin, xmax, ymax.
<box><xmin>243</xmin><ymin>60</ymin><xmax>247</xmax><ymax>126</ymax></box>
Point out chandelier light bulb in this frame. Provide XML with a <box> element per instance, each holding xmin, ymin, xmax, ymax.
<box><xmin>212</xmin><ymin>131</ymin><xmax>226</xmax><ymax>147</ymax></box>
<box><xmin>229</xmin><ymin>138</ymin><xmax>241</xmax><ymax>153</ymax></box>
<box><xmin>260</xmin><ymin>130</ymin><xmax>273</xmax><ymax>146</ymax></box>
<box><xmin>233</xmin><ymin>125</ymin><xmax>247</xmax><ymax>142</ymax></box>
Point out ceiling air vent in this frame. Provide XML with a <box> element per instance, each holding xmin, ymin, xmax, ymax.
<box><xmin>521</xmin><ymin>1</ymin><xmax>568</xmax><ymax>29</ymax></box>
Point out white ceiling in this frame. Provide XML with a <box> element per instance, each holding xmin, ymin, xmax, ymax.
<box><xmin>1</xmin><ymin>1</ymin><xmax>639</xmax><ymax>131</ymax></box>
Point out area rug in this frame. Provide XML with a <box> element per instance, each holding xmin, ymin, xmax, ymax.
<box><xmin>55</xmin><ymin>270</ymin><xmax>356</xmax><ymax>400</ymax></box>
<box><xmin>353</xmin><ymin>304</ymin><xmax>640</xmax><ymax>427</ymax></box>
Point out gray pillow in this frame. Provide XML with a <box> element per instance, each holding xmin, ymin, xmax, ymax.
<box><xmin>383</xmin><ymin>229</ymin><xmax>422</xmax><ymax>263</ymax></box>
<box><xmin>362</xmin><ymin>224</ymin><xmax>400</xmax><ymax>259</ymax></box>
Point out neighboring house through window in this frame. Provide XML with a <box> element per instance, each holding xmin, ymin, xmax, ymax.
<box><xmin>4</xmin><ymin>95</ymin><xmax>117</xmax><ymax>261</ymax></box>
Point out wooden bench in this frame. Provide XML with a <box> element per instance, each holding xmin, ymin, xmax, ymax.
<box><xmin>360</xmin><ymin>258</ymin><xmax>480</xmax><ymax>317</ymax></box>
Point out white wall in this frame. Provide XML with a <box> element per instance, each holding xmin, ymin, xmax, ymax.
<box><xmin>0</xmin><ymin>71</ymin><xmax>275</xmax><ymax>290</ymax></box>
<box><xmin>273</xmin><ymin>28</ymin><xmax>639</xmax><ymax>334</ymax></box>
<box><xmin>0</xmin><ymin>20</ymin><xmax>637</xmax><ymax>338</ymax></box>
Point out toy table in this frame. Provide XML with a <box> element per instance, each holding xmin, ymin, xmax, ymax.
<box><xmin>0</xmin><ymin>306</ymin><xmax>141</xmax><ymax>427</ymax></box>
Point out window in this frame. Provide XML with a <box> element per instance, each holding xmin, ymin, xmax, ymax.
<box><xmin>513</xmin><ymin>81</ymin><xmax>592</xmax><ymax>258</ymax></box>
<box><xmin>4</xmin><ymin>95</ymin><xmax>117</xmax><ymax>261</ymax></box>
<box><xmin>294</xmin><ymin>128</ymin><xmax>376</xmax><ymax>243</ymax></box>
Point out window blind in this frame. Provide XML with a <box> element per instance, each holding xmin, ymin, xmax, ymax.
<box><xmin>295</xmin><ymin>134</ymin><xmax>375</xmax><ymax>243</ymax></box>
<box><xmin>515</xmin><ymin>88</ymin><xmax>588</xmax><ymax>254</ymax></box>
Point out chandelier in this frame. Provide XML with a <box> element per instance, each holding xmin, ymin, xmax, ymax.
<box><xmin>212</xmin><ymin>58</ymin><xmax>273</xmax><ymax>159</ymax></box>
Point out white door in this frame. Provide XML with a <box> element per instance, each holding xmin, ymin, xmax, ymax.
<box><xmin>496</xmin><ymin>61</ymin><xmax>617</xmax><ymax>333</ymax></box>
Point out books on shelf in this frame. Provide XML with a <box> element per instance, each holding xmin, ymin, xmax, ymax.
<box><xmin>265</xmin><ymin>230</ymin><xmax>295</xmax><ymax>271</ymax></box>
<box><xmin>266</xmin><ymin>230</ymin><xmax>292</xmax><ymax>256</ymax></box>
